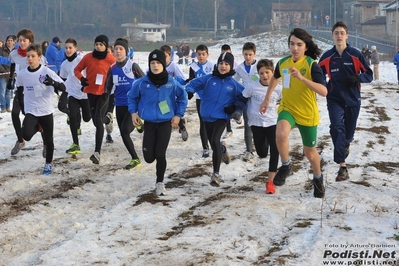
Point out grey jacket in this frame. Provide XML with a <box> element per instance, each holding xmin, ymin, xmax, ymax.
<box><xmin>370</xmin><ymin>50</ymin><xmax>380</xmax><ymax>65</ymax></box>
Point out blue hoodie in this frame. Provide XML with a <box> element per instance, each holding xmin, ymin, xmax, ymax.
<box><xmin>186</xmin><ymin>74</ymin><xmax>246</xmax><ymax>122</ymax></box>
<box><xmin>45</xmin><ymin>42</ymin><xmax>60</xmax><ymax>71</ymax></box>
<box><xmin>128</xmin><ymin>75</ymin><xmax>187</xmax><ymax>123</ymax></box>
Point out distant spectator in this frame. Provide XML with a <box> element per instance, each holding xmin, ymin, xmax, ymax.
<box><xmin>41</xmin><ymin>41</ymin><xmax>49</xmax><ymax>57</ymax></box>
<box><xmin>170</xmin><ymin>45</ymin><xmax>175</xmax><ymax>62</ymax></box>
<box><xmin>46</xmin><ymin>36</ymin><xmax>62</xmax><ymax>72</ymax></box>
<box><xmin>0</xmin><ymin>35</ymin><xmax>16</xmax><ymax>113</ymax></box>
<box><xmin>0</xmin><ymin>40</ymin><xmax>3</xmax><ymax>48</ymax></box>
<box><xmin>128</xmin><ymin>47</ymin><xmax>134</xmax><ymax>59</ymax></box>
<box><xmin>190</xmin><ymin>49</ymin><xmax>196</xmax><ymax>63</ymax></box>
<box><xmin>56</xmin><ymin>47</ymin><xmax>66</xmax><ymax>73</ymax></box>
<box><xmin>392</xmin><ymin>47</ymin><xmax>399</xmax><ymax>86</ymax></box>
<box><xmin>183</xmin><ymin>43</ymin><xmax>190</xmax><ymax>65</ymax></box>
<box><xmin>361</xmin><ymin>47</ymin><xmax>371</xmax><ymax>65</ymax></box>
<box><xmin>370</xmin><ymin>45</ymin><xmax>379</xmax><ymax>81</ymax></box>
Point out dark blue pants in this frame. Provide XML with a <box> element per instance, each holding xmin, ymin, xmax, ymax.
<box><xmin>327</xmin><ymin>102</ymin><xmax>360</xmax><ymax>164</ymax></box>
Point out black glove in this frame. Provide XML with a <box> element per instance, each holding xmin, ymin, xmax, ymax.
<box><xmin>187</xmin><ymin>91</ymin><xmax>194</xmax><ymax>100</ymax></box>
<box><xmin>6</xmin><ymin>78</ymin><xmax>13</xmax><ymax>90</ymax></box>
<box><xmin>345</xmin><ymin>75</ymin><xmax>360</xmax><ymax>88</ymax></box>
<box><xmin>224</xmin><ymin>105</ymin><xmax>236</xmax><ymax>115</ymax></box>
<box><xmin>80</xmin><ymin>77</ymin><xmax>89</xmax><ymax>87</ymax></box>
<box><xmin>43</xmin><ymin>74</ymin><xmax>55</xmax><ymax>86</ymax></box>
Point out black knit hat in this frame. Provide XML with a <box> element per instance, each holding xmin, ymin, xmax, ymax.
<box><xmin>94</xmin><ymin>34</ymin><xmax>109</xmax><ymax>47</ymax></box>
<box><xmin>114</xmin><ymin>38</ymin><xmax>129</xmax><ymax>55</ymax></box>
<box><xmin>217</xmin><ymin>52</ymin><xmax>234</xmax><ymax>69</ymax></box>
<box><xmin>148</xmin><ymin>49</ymin><xmax>166</xmax><ymax>69</ymax></box>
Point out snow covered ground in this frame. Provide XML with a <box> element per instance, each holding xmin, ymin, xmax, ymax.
<box><xmin>0</xmin><ymin>31</ymin><xmax>399</xmax><ymax>265</ymax></box>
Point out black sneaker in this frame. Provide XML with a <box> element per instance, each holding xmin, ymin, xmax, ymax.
<box><xmin>336</xmin><ymin>166</ymin><xmax>349</xmax><ymax>181</ymax></box>
<box><xmin>106</xmin><ymin>134</ymin><xmax>114</xmax><ymax>144</ymax></box>
<box><xmin>273</xmin><ymin>164</ymin><xmax>292</xmax><ymax>186</ymax></box>
<box><xmin>181</xmin><ymin>128</ymin><xmax>188</xmax><ymax>141</ymax></box>
<box><xmin>345</xmin><ymin>145</ymin><xmax>350</xmax><ymax>159</ymax></box>
<box><xmin>313</xmin><ymin>175</ymin><xmax>325</xmax><ymax>198</ymax></box>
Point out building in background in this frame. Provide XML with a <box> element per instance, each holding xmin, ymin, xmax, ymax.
<box><xmin>121</xmin><ymin>22</ymin><xmax>170</xmax><ymax>42</ymax></box>
<box><xmin>271</xmin><ymin>3</ymin><xmax>312</xmax><ymax>29</ymax></box>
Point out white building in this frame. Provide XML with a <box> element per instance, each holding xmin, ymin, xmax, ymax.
<box><xmin>121</xmin><ymin>22</ymin><xmax>170</xmax><ymax>42</ymax></box>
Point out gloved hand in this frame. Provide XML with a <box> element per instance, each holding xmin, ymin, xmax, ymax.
<box><xmin>80</xmin><ymin>77</ymin><xmax>89</xmax><ymax>87</ymax></box>
<box><xmin>43</xmin><ymin>74</ymin><xmax>55</xmax><ymax>86</ymax></box>
<box><xmin>345</xmin><ymin>75</ymin><xmax>360</xmax><ymax>88</ymax></box>
<box><xmin>232</xmin><ymin>111</ymin><xmax>242</xmax><ymax>124</ymax></box>
<box><xmin>6</xmin><ymin>78</ymin><xmax>13</xmax><ymax>90</ymax></box>
<box><xmin>187</xmin><ymin>91</ymin><xmax>194</xmax><ymax>100</ymax></box>
<box><xmin>224</xmin><ymin>105</ymin><xmax>236</xmax><ymax>115</ymax></box>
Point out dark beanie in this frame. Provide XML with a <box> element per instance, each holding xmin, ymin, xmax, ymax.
<box><xmin>114</xmin><ymin>38</ymin><xmax>129</xmax><ymax>55</ymax></box>
<box><xmin>217</xmin><ymin>52</ymin><xmax>234</xmax><ymax>69</ymax></box>
<box><xmin>94</xmin><ymin>34</ymin><xmax>109</xmax><ymax>47</ymax></box>
<box><xmin>148</xmin><ymin>49</ymin><xmax>166</xmax><ymax>69</ymax></box>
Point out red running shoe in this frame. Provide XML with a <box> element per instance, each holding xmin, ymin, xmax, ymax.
<box><xmin>266</xmin><ymin>181</ymin><xmax>276</xmax><ymax>194</ymax></box>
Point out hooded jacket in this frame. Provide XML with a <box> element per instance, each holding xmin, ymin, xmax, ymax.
<box><xmin>185</xmin><ymin>74</ymin><xmax>246</xmax><ymax>122</ymax></box>
<box><xmin>127</xmin><ymin>75</ymin><xmax>187</xmax><ymax>123</ymax></box>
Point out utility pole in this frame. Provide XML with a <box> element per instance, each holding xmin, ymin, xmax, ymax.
<box><xmin>214</xmin><ymin>0</ymin><xmax>218</xmax><ymax>38</ymax></box>
<box><xmin>396</xmin><ymin>0</ymin><xmax>398</xmax><ymax>50</ymax></box>
<box><xmin>334</xmin><ymin>0</ymin><xmax>336</xmax><ymax>26</ymax></box>
<box><xmin>173</xmin><ymin>0</ymin><xmax>175</xmax><ymax>27</ymax></box>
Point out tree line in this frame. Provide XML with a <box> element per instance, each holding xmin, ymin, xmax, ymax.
<box><xmin>0</xmin><ymin>0</ymin><xmax>344</xmax><ymax>42</ymax></box>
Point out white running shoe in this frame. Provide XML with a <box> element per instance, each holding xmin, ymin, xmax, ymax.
<box><xmin>223</xmin><ymin>131</ymin><xmax>233</xmax><ymax>139</ymax></box>
<box><xmin>155</xmin><ymin>182</ymin><xmax>166</xmax><ymax>196</ymax></box>
<box><xmin>243</xmin><ymin>151</ymin><xmax>254</xmax><ymax>162</ymax></box>
<box><xmin>90</xmin><ymin>152</ymin><xmax>101</xmax><ymax>164</ymax></box>
<box><xmin>210</xmin><ymin>173</ymin><xmax>222</xmax><ymax>187</ymax></box>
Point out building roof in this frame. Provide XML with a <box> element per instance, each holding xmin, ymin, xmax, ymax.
<box><xmin>121</xmin><ymin>23</ymin><xmax>171</xmax><ymax>29</ymax></box>
<box><xmin>362</xmin><ymin>16</ymin><xmax>387</xmax><ymax>25</ymax></box>
<box><xmin>383</xmin><ymin>0</ymin><xmax>399</xmax><ymax>10</ymax></box>
<box><xmin>271</xmin><ymin>3</ymin><xmax>312</xmax><ymax>11</ymax></box>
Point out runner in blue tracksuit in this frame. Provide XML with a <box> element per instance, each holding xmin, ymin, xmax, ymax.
<box><xmin>128</xmin><ymin>49</ymin><xmax>187</xmax><ymax>196</ymax></box>
<box><xmin>106</xmin><ymin>38</ymin><xmax>145</xmax><ymax>170</ymax></box>
<box><xmin>318</xmin><ymin>21</ymin><xmax>373</xmax><ymax>181</ymax></box>
<box><xmin>186</xmin><ymin>52</ymin><xmax>247</xmax><ymax>187</ymax></box>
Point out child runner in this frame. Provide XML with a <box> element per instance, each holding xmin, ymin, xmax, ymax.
<box><xmin>128</xmin><ymin>49</ymin><xmax>187</xmax><ymax>195</ymax></box>
<box><xmin>186</xmin><ymin>52</ymin><xmax>246</xmax><ymax>187</ymax></box>
<box><xmin>105</xmin><ymin>44</ymin><xmax>115</xmax><ymax>144</ymax></box>
<box><xmin>8</xmin><ymin>29</ymin><xmax>47</xmax><ymax>156</ymax></box>
<box><xmin>259</xmin><ymin>28</ymin><xmax>328</xmax><ymax>198</ymax></box>
<box><xmin>318</xmin><ymin>21</ymin><xmax>373</xmax><ymax>181</ymax></box>
<box><xmin>220</xmin><ymin>44</ymin><xmax>237</xmax><ymax>139</ymax></box>
<box><xmin>242</xmin><ymin>59</ymin><xmax>281</xmax><ymax>194</ymax></box>
<box><xmin>160</xmin><ymin>44</ymin><xmax>188</xmax><ymax>141</ymax></box>
<box><xmin>234</xmin><ymin>42</ymin><xmax>259</xmax><ymax>162</ymax></box>
<box><xmin>59</xmin><ymin>38</ymin><xmax>91</xmax><ymax>155</ymax></box>
<box><xmin>74</xmin><ymin>34</ymin><xmax>116</xmax><ymax>164</ymax></box>
<box><xmin>15</xmin><ymin>43</ymin><xmax>65</xmax><ymax>174</ymax></box>
<box><xmin>187</xmin><ymin>44</ymin><xmax>215</xmax><ymax>158</ymax></box>
<box><xmin>105</xmin><ymin>38</ymin><xmax>145</xmax><ymax>169</ymax></box>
